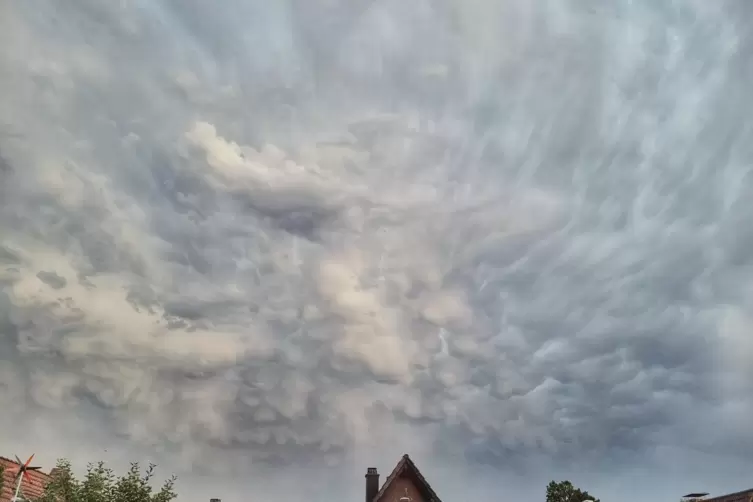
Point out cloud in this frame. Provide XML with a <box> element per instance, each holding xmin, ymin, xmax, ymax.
<box><xmin>2</xmin><ymin>0</ymin><xmax>753</xmax><ymax>501</ymax></box>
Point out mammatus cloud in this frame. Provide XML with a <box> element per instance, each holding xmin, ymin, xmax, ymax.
<box><xmin>2</xmin><ymin>0</ymin><xmax>753</xmax><ymax>500</ymax></box>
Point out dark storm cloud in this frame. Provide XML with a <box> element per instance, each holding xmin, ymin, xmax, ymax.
<box><xmin>2</xmin><ymin>0</ymin><xmax>753</xmax><ymax>500</ymax></box>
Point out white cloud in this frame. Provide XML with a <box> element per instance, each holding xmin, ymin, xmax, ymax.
<box><xmin>3</xmin><ymin>1</ymin><xmax>753</xmax><ymax>501</ymax></box>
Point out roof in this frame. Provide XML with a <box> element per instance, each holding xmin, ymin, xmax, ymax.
<box><xmin>703</xmin><ymin>489</ymin><xmax>753</xmax><ymax>502</ymax></box>
<box><xmin>0</xmin><ymin>457</ymin><xmax>53</xmax><ymax>502</ymax></box>
<box><xmin>372</xmin><ymin>454</ymin><xmax>442</xmax><ymax>502</ymax></box>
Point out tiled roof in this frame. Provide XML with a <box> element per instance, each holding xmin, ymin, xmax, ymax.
<box><xmin>372</xmin><ymin>454</ymin><xmax>442</xmax><ymax>502</ymax></box>
<box><xmin>0</xmin><ymin>457</ymin><xmax>52</xmax><ymax>502</ymax></box>
<box><xmin>704</xmin><ymin>489</ymin><xmax>753</xmax><ymax>502</ymax></box>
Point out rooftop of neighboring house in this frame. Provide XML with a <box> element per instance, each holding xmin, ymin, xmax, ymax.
<box><xmin>701</xmin><ymin>488</ymin><xmax>753</xmax><ymax>502</ymax></box>
<box><xmin>365</xmin><ymin>454</ymin><xmax>442</xmax><ymax>502</ymax></box>
<box><xmin>0</xmin><ymin>457</ymin><xmax>53</xmax><ymax>502</ymax></box>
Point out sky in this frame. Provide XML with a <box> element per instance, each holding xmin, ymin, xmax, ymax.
<box><xmin>1</xmin><ymin>1</ymin><xmax>753</xmax><ymax>501</ymax></box>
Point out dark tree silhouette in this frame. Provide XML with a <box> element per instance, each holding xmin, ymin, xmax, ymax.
<box><xmin>546</xmin><ymin>480</ymin><xmax>601</xmax><ymax>502</ymax></box>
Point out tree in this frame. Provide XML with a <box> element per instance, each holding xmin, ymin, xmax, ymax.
<box><xmin>0</xmin><ymin>463</ymin><xmax>5</xmax><ymax>495</ymax></box>
<box><xmin>546</xmin><ymin>480</ymin><xmax>600</xmax><ymax>502</ymax></box>
<box><xmin>35</xmin><ymin>459</ymin><xmax>177</xmax><ymax>502</ymax></box>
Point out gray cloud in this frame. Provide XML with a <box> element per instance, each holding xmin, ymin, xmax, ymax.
<box><xmin>2</xmin><ymin>0</ymin><xmax>753</xmax><ymax>500</ymax></box>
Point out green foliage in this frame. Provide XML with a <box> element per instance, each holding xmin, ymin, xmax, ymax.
<box><xmin>546</xmin><ymin>480</ymin><xmax>600</xmax><ymax>502</ymax></box>
<box><xmin>0</xmin><ymin>463</ymin><xmax>5</xmax><ymax>495</ymax></box>
<box><xmin>35</xmin><ymin>459</ymin><xmax>176</xmax><ymax>502</ymax></box>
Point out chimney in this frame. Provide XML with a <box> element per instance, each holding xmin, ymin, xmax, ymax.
<box><xmin>365</xmin><ymin>467</ymin><xmax>379</xmax><ymax>502</ymax></box>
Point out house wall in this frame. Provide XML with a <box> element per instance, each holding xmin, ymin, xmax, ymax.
<box><xmin>377</xmin><ymin>475</ymin><xmax>426</xmax><ymax>502</ymax></box>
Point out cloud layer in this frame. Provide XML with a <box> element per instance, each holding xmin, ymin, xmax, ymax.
<box><xmin>2</xmin><ymin>0</ymin><xmax>753</xmax><ymax>500</ymax></box>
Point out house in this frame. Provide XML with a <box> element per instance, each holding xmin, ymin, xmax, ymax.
<box><xmin>0</xmin><ymin>457</ymin><xmax>53</xmax><ymax>502</ymax></box>
<box><xmin>365</xmin><ymin>454</ymin><xmax>442</xmax><ymax>502</ymax></box>
<box><xmin>698</xmin><ymin>489</ymin><xmax>753</xmax><ymax>502</ymax></box>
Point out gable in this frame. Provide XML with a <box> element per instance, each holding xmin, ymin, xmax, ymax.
<box><xmin>372</xmin><ymin>455</ymin><xmax>442</xmax><ymax>502</ymax></box>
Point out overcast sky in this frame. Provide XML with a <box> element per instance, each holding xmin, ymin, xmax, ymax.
<box><xmin>2</xmin><ymin>1</ymin><xmax>753</xmax><ymax>501</ymax></box>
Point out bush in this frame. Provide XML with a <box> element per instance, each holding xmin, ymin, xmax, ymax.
<box><xmin>35</xmin><ymin>459</ymin><xmax>176</xmax><ymax>502</ymax></box>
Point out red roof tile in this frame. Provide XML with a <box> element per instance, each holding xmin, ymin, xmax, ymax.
<box><xmin>0</xmin><ymin>457</ymin><xmax>52</xmax><ymax>502</ymax></box>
